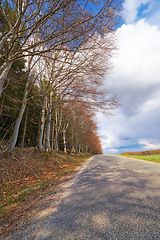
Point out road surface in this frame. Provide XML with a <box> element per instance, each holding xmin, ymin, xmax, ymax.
<box><xmin>2</xmin><ymin>155</ymin><xmax>160</xmax><ymax>239</ymax></box>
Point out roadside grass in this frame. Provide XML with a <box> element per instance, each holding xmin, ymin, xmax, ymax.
<box><xmin>121</xmin><ymin>154</ymin><xmax>160</xmax><ymax>164</ymax></box>
<box><xmin>0</xmin><ymin>148</ymin><xmax>92</xmax><ymax>235</ymax></box>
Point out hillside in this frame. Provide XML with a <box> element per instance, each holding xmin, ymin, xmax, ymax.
<box><xmin>0</xmin><ymin>148</ymin><xmax>91</xmax><ymax>236</ymax></box>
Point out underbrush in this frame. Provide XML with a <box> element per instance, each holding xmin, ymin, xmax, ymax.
<box><xmin>0</xmin><ymin>148</ymin><xmax>92</xmax><ymax>235</ymax></box>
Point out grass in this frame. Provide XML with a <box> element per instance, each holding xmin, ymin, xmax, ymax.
<box><xmin>121</xmin><ymin>154</ymin><xmax>160</xmax><ymax>164</ymax></box>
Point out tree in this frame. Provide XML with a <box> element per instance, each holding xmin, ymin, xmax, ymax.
<box><xmin>7</xmin><ymin>52</ymin><xmax>37</xmax><ymax>152</ymax></box>
<box><xmin>61</xmin><ymin>102</ymin><xmax>103</xmax><ymax>154</ymax></box>
<box><xmin>0</xmin><ymin>0</ymin><xmax>122</xmax><ymax>97</ymax></box>
<box><xmin>1</xmin><ymin>0</ymin><xmax>122</xmax><ymax>153</ymax></box>
<box><xmin>0</xmin><ymin>58</ymin><xmax>25</xmax><ymax>145</ymax></box>
<box><xmin>35</xmin><ymin>30</ymin><xmax>119</xmax><ymax>152</ymax></box>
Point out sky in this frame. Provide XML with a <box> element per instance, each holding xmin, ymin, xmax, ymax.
<box><xmin>98</xmin><ymin>0</ymin><xmax>160</xmax><ymax>154</ymax></box>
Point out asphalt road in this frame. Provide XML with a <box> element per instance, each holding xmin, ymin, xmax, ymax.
<box><xmin>3</xmin><ymin>155</ymin><xmax>160</xmax><ymax>240</ymax></box>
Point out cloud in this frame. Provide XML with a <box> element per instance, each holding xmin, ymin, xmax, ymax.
<box><xmin>99</xmin><ymin>19</ymin><xmax>160</xmax><ymax>154</ymax></box>
<box><xmin>110</xmin><ymin>19</ymin><xmax>160</xmax><ymax>117</ymax></box>
<box><xmin>107</xmin><ymin>149</ymin><xmax>119</xmax><ymax>154</ymax></box>
<box><xmin>122</xmin><ymin>0</ymin><xmax>160</xmax><ymax>29</ymax></box>
<box><xmin>148</xmin><ymin>6</ymin><xmax>160</xmax><ymax>29</ymax></box>
<box><xmin>138</xmin><ymin>140</ymin><xmax>160</xmax><ymax>149</ymax></box>
<box><xmin>122</xmin><ymin>0</ymin><xmax>152</xmax><ymax>23</ymax></box>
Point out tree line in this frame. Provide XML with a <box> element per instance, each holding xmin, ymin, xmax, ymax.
<box><xmin>0</xmin><ymin>0</ymin><xmax>122</xmax><ymax>154</ymax></box>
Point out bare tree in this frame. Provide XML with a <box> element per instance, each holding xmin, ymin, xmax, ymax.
<box><xmin>7</xmin><ymin>52</ymin><xmax>38</xmax><ymax>152</ymax></box>
<box><xmin>35</xmin><ymin>30</ymin><xmax>118</xmax><ymax>152</ymax></box>
<box><xmin>5</xmin><ymin>27</ymin><xmax>118</xmax><ymax>153</ymax></box>
<box><xmin>0</xmin><ymin>0</ymin><xmax>122</xmax><ymax>97</ymax></box>
<box><xmin>1</xmin><ymin>0</ymin><xmax>122</xmax><ymax>152</ymax></box>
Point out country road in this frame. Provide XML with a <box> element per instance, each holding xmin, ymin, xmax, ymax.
<box><xmin>2</xmin><ymin>155</ymin><xmax>160</xmax><ymax>240</ymax></box>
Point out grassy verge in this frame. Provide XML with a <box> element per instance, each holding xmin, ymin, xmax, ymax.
<box><xmin>120</xmin><ymin>154</ymin><xmax>160</xmax><ymax>164</ymax></box>
<box><xmin>0</xmin><ymin>148</ymin><xmax>92</xmax><ymax>234</ymax></box>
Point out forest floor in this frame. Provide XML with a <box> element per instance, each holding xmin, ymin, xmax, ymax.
<box><xmin>0</xmin><ymin>148</ymin><xmax>92</xmax><ymax>236</ymax></box>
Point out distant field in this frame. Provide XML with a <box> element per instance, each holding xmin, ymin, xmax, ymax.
<box><xmin>120</xmin><ymin>149</ymin><xmax>160</xmax><ymax>163</ymax></box>
<box><xmin>120</xmin><ymin>149</ymin><xmax>160</xmax><ymax>156</ymax></box>
<box><xmin>121</xmin><ymin>154</ymin><xmax>160</xmax><ymax>164</ymax></box>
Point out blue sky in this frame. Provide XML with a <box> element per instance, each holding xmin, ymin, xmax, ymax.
<box><xmin>98</xmin><ymin>0</ymin><xmax>160</xmax><ymax>154</ymax></box>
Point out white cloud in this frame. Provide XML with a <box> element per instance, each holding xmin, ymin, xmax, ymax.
<box><xmin>110</xmin><ymin>19</ymin><xmax>160</xmax><ymax>116</ymax></box>
<box><xmin>122</xmin><ymin>0</ymin><xmax>152</xmax><ymax>23</ymax></box>
<box><xmin>139</xmin><ymin>140</ymin><xmax>160</xmax><ymax>149</ymax></box>
<box><xmin>99</xmin><ymin>19</ymin><xmax>160</xmax><ymax>154</ymax></box>
<box><xmin>108</xmin><ymin>149</ymin><xmax>119</xmax><ymax>153</ymax></box>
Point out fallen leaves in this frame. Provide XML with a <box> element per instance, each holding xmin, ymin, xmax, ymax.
<box><xmin>0</xmin><ymin>148</ymin><xmax>91</xmax><ymax>236</ymax></box>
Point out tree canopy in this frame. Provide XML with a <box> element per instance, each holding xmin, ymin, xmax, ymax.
<box><xmin>0</xmin><ymin>0</ymin><xmax>122</xmax><ymax>154</ymax></box>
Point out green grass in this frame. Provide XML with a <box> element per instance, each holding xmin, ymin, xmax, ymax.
<box><xmin>121</xmin><ymin>154</ymin><xmax>160</xmax><ymax>164</ymax></box>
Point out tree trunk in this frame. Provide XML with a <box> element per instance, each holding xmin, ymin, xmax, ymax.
<box><xmin>38</xmin><ymin>95</ymin><xmax>47</xmax><ymax>151</ymax></box>
<box><xmin>21</xmin><ymin>107</ymin><xmax>28</xmax><ymax>147</ymax></box>
<box><xmin>0</xmin><ymin>31</ymin><xmax>12</xmax><ymax>52</ymax></box>
<box><xmin>0</xmin><ymin>96</ymin><xmax>5</xmax><ymax>117</ymax></box>
<box><xmin>45</xmin><ymin>91</ymin><xmax>53</xmax><ymax>152</ymax></box>
<box><xmin>7</xmin><ymin>52</ymin><xmax>35</xmax><ymax>152</ymax></box>
<box><xmin>51</xmin><ymin>123</ymin><xmax>55</xmax><ymax>149</ymax></box>
<box><xmin>54</xmin><ymin>108</ymin><xmax>59</xmax><ymax>150</ymax></box>
<box><xmin>54</xmin><ymin>108</ymin><xmax>63</xmax><ymax>150</ymax></box>
<box><xmin>71</xmin><ymin>132</ymin><xmax>75</xmax><ymax>153</ymax></box>
<box><xmin>63</xmin><ymin>129</ymin><xmax>67</xmax><ymax>152</ymax></box>
<box><xmin>54</xmin><ymin>129</ymin><xmax>59</xmax><ymax>150</ymax></box>
<box><xmin>0</xmin><ymin>61</ymin><xmax>13</xmax><ymax>97</ymax></box>
<box><xmin>78</xmin><ymin>144</ymin><xmax>81</xmax><ymax>153</ymax></box>
<box><xmin>62</xmin><ymin>123</ymin><xmax>68</xmax><ymax>152</ymax></box>
<box><xmin>45</xmin><ymin>116</ymin><xmax>51</xmax><ymax>152</ymax></box>
<box><xmin>7</xmin><ymin>81</ymin><xmax>28</xmax><ymax>153</ymax></box>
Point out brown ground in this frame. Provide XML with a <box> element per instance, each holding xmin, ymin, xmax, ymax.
<box><xmin>0</xmin><ymin>148</ymin><xmax>91</xmax><ymax>236</ymax></box>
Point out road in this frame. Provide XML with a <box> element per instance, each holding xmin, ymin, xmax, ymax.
<box><xmin>2</xmin><ymin>155</ymin><xmax>160</xmax><ymax>240</ymax></box>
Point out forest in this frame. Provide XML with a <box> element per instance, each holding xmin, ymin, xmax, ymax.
<box><xmin>0</xmin><ymin>0</ymin><xmax>122</xmax><ymax>154</ymax></box>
